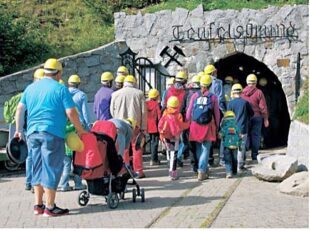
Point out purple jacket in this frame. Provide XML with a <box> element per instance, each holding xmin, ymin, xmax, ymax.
<box><xmin>93</xmin><ymin>86</ymin><xmax>114</xmax><ymax>120</ymax></box>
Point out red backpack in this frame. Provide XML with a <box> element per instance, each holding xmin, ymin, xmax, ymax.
<box><xmin>158</xmin><ymin>114</ymin><xmax>183</xmax><ymax>140</ymax></box>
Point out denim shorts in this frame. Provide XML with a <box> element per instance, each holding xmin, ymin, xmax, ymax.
<box><xmin>27</xmin><ymin>131</ymin><xmax>65</xmax><ymax>190</ymax></box>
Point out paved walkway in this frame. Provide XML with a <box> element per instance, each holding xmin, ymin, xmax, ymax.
<box><xmin>0</xmin><ymin>148</ymin><xmax>308</xmax><ymax>228</ymax></box>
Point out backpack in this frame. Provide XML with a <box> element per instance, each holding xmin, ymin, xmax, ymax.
<box><xmin>158</xmin><ymin>114</ymin><xmax>183</xmax><ymax>139</ymax></box>
<box><xmin>221</xmin><ymin>119</ymin><xmax>241</xmax><ymax>149</ymax></box>
<box><xmin>192</xmin><ymin>91</ymin><xmax>214</xmax><ymax>125</ymax></box>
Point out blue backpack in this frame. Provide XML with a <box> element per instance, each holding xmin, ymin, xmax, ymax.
<box><xmin>192</xmin><ymin>91</ymin><xmax>214</xmax><ymax>125</ymax></box>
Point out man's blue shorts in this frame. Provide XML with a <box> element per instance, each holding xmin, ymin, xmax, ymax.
<box><xmin>27</xmin><ymin>131</ymin><xmax>65</xmax><ymax>190</ymax></box>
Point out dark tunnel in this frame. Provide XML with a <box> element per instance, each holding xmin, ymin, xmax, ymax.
<box><xmin>214</xmin><ymin>52</ymin><xmax>291</xmax><ymax>148</ymax></box>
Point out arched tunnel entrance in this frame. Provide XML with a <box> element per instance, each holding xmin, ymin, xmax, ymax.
<box><xmin>214</xmin><ymin>52</ymin><xmax>291</xmax><ymax>148</ymax></box>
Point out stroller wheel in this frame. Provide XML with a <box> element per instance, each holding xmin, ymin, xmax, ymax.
<box><xmin>132</xmin><ymin>188</ymin><xmax>137</xmax><ymax>203</ymax></box>
<box><xmin>107</xmin><ymin>193</ymin><xmax>119</xmax><ymax>209</ymax></box>
<box><xmin>78</xmin><ymin>191</ymin><xmax>89</xmax><ymax>206</ymax></box>
<box><xmin>140</xmin><ymin>188</ymin><xmax>145</xmax><ymax>202</ymax></box>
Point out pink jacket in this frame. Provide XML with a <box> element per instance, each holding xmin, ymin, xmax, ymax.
<box><xmin>241</xmin><ymin>86</ymin><xmax>268</xmax><ymax>120</ymax></box>
<box><xmin>186</xmin><ymin>90</ymin><xmax>220</xmax><ymax>142</ymax></box>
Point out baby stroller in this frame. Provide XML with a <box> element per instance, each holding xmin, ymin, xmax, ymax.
<box><xmin>73</xmin><ymin>121</ymin><xmax>145</xmax><ymax>209</ymax></box>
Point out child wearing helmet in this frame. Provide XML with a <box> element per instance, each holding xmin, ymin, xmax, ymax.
<box><xmin>146</xmin><ymin>89</ymin><xmax>162</xmax><ymax>166</ymax></box>
<box><xmin>218</xmin><ymin>111</ymin><xmax>241</xmax><ymax>178</ymax></box>
<box><xmin>158</xmin><ymin>96</ymin><xmax>189</xmax><ymax>180</ymax></box>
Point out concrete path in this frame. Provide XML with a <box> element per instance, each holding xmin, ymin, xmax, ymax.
<box><xmin>0</xmin><ymin>148</ymin><xmax>308</xmax><ymax>228</ymax></box>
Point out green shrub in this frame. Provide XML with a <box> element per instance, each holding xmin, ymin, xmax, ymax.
<box><xmin>294</xmin><ymin>80</ymin><xmax>309</xmax><ymax>124</ymax></box>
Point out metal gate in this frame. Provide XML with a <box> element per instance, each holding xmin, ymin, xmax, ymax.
<box><xmin>120</xmin><ymin>48</ymin><xmax>174</xmax><ymax>95</ymax></box>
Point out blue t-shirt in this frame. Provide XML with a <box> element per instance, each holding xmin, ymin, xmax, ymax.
<box><xmin>20</xmin><ymin>77</ymin><xmax>75</xmax><ymax>138</ymax></box>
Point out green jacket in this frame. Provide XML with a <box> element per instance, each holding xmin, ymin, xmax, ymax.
<box><xmin>65</xmin><ymin>121</ymin><xmax>76</xmax><ymax>157</ymax></box>
<box><xmin>3</xmin><ymin>92</ymin><xmax>23</xmax><ymax>124</ymax></box>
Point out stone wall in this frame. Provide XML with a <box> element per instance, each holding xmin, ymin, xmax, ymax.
<box><xmin>0</xmin><ymin>41</ymin><xmax>128</xmax><ymax>105</ymax></box>
<box><xmin>115</xmin><ymin>4</ymin><xmax>309</xmax><ymax>115</ymax></box>
<box><xmin>287</xmin><ymin>120</ymin><xmax>309</xmax><ymax>171</ymax></box>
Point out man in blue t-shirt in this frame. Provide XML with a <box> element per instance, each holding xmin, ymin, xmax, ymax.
<box><xmin>14</xmin><ymin>58</ymin><xmax>87</xmax><ymax>217</ymax></box>
<box><xmin>227</xmin><ymin>83</ymin><xmax>254</xmax><ymax>171</ymax></box>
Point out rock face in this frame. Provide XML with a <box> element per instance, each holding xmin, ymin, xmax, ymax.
<box><xmin>277</xmin><ymin>171</ymin><xmax>309</xmax><ymax>197</ymax></box>
<box><xmin>287</xmin><ymin>120</ymin><xmax>309</xmax><ymax>171</ymax></box>
<box><xmin>114</xmin><ymin>4</ymin><xmax>309</xmax><ymax>115</ymax></box>
<box><xmin>0</xmin><ymin>41</ymin><xmax>128</xmax><ymax>105</ymax></box>
<box><xmin>252</xmin><ymin>155</ymin><xmax>298</xmax><ymax>182</ymax></box>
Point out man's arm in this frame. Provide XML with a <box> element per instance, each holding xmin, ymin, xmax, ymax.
<box><xmin>14</xmin><ymin>103</ymin><xmax>26</xmax><ymax>140</ymax></box>
<box><xmin>66</xmin><ymin>107</ymin><xmax>87</xmax><ymax>136</ymax></box>
<box><xmin>81</xmin><ymin>94</ymin><xmax>91</xmax><ymax>130</ymax></box>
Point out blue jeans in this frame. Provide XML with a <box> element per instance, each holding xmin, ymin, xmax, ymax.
<box><xmin>238</xmin><ymin>134</ymin><xmax>248</xmax><ymax>168</ymax></box>
<box><xmin>219</xmin><ymin>140</ymin><xmax>225</xmax><ymax>163</ymax></box>
<box><xmin>195</xmin><ymin>141</ymin><xmax>212</xmax><ymax>173</ymax></box>
<box><xmin>224</xmin><ymin>148</ymin><xmax>238</xmax><ymax>174</ymax></box>
<box><xmin>116</xmin><ymin>133</ymin><xmax>126</xmax><ymax>156</ymax></box>
<box><xmin>177</xmin><ymin>130</ymin><xmax>189</xmax><ymax>161</ymax></box>
<box><xmin>25</xmin><ymin>151</ymin><xmax>32</xmax><ymax>186</ymax></box>
<box><xmin>249</xmin><ymin>116</ymin><xmax>263</xmax><ymax>160</ymax></box>
<box><xmin>27</xmin><ymin>131</ymin><xmax>65</xmax><ymax>190</ymax></box>
<box><xmin>58</xmin><ymin>155</ymin><xmax>83</xmax><ymax>188</ymax></box>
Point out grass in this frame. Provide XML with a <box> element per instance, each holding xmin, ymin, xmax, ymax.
<box><xmin>124</xmin><ymin>0</ymin><xmax>308</xmax><ymax>14</ymax></box>
<box><xmin>294</xmin><ymin>80</ymin><xmax>309</xmax><ymax>124</ymax></box>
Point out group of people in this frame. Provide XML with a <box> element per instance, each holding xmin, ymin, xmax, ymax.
<box><xmin>9</xmin><ymin>56</ymin><xmax>269</xmax><ymax>217</ymax></box>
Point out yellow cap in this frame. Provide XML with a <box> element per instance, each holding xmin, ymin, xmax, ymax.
<box><xmin>125</xmin><ymin>118</ymin><xmax>136</xmax><ymax>129</ymax></box>
<box><xmin>34</xmin><ymin>68</ymin><xmax>45</xmax><ymax>79</ymax></box>
<box><xmin>224</xmin><ymin>110</ymin><xmax>235</xmax><ymax>118</ymax></box>
<box><xmin>66</xmin><ymin>132</ymin><xmax>84</xmax><ymax>152</ymax></box>
<box><xmin>124</xmin><ymin>75</ymin><xmax>136</xmax><ymax>83</ymax></box>
<box><xmin>246</xmin><ymin>74</ymin><xmax>257</xmax><ymax>84</ymax></box>
<box><xmin>59</xmin><ymin>79</ymin><xmax>65</xmax><ymax>85</ymax></box>
<box><xmin>258</xmin><ymin>78</ymin><xmax>268</xmax><ymax>86</ymax></box>
<box><xmin>117</xmin><ymin>66</ymin><xmax>128</xmax><ymax>75</ymax></box>
<box><xmin>225</xmin><ymin>76</ymin><xmax>234</xmax><ymax>82</ymax></box>
<box><xmin>176</xmin><ymin>71</ymin><xmax>187</xmax><ymax>80</ymax></box>
<box><xmin>167</xmin><ymin>77</ymin><xmax>175</xmax><ymax>85</ymax></box>
<box><xmin>148</xmin><ymin>89</ymin><xmax>159</xmax><ymax>99</ymax></box>
<box><xmin>68</xmin><ymin>74</ymin><xmax>81</xmax><ymax>83</ymax></box>
<box><xmin>44</xmin><ymin>58</ymin><xmax>62</xmax><ymax>72</ymax></box>
<box><xmin>115</xmin><ymin>75</ymin><xmax>125</xmax><ymax>83</ymax></box>
<box><xmin>231</xmin><ymin>83</ymin><xmax>243</xmax><ymax>93</ymax></box>
<box><xmin>200</xmin><ymin>74</ymin><xmax>212</xmax><ymax>86</ymax></box>
<box><xmin>167</xmin><ymin>96</ymin><xmax>179</xmax><ymax>108</ymax></box>
<box><xmin>101</xmin><ymin>72</ymin><xmax>114</xmax><ymax>82</ymax></box>
<box><xmin>204</xmin><ymin>64</ymin><xmax>216</xmax><ymax>74</ymax></box>
<box><xmin>192</xmin><ymin>75</ymin><xmax>201</xmax><ymax>83</ymax></box>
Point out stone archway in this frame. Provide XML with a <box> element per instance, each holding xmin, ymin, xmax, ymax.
<box><xmin>214</xmin><ymin>52</ymin><xmax>291</xmax><ymax>148</ymax></box>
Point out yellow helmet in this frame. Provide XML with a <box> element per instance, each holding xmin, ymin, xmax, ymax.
<box><xmin>200</xmin><ymin>74</ymin><xmax>212</xmax><ymax>86</ymax></box>
<box><xmin>115</xmin><ymin>75</ymin><xmax>125</xmax><ymax>83</ymax></box>
<box><xmin>231</xmin><ymin>83</ymin><xmax>243</xmax><ymax>93</ymax></box>
<box><xmin>224</xmin><ymin>110</ymin><xmax>235</xmax><ymax>118</ymax></box>
<box><xmin>176</xmin><ymin>71</ymin><xmax>187</xmax><ymax>80</ymax></box>
<box><xmin>192</xmin><ymin>75</ymin><xmax>201</xmax><ymax>83</ymax></box>
<box><xmin>117</xmin><ymin>66</ymin><xmax>128</xmax><ymax>75</ymax></box>
<box><xmin>225</xmin><ymin>76</ymin><xmax>234</xmax><ymax>82</ymax></box>
<box><xmin>204</xmin><ymin>64</ymin><xmax>216</xmax><ymax>74</ymax></box>
<box><xmin>124</xmin><ymin>75</ymin><xmax>136</xmax><ymax>83</ymax></box>
<box><xmin>258</xmin><ymin>78</ymin><xmax>268</xmax><ymax>86</ymax></box>
<box><xmin>198</xmin><ymin>71</ymin><xmax>205</xmax><ymax>77</ymax></box>
<box><xmin>246</xmin><ymin>74</ymin><xmax>257</xmax><ymax>84</ymax></box>
<box><xmin>167</xmin><ymin>96</ymin><xmax>179</xmax><ymax>108</ymax></box>
<box><xmin>148</xmin><ymin>89</ymin><xmax>159</xmax><ymax>99</ymax></box>
<box><xmin>59</xmin><ymin>79</ymin><xmax>65</xmax><ymax>85</ymax></box>
<box><xmin>66</xmin><ymin>132</ymin><xmax>84</xmax><ymax>152</ymax></box>
<box><xmin>44</xmin><ymin>58</ymin><xmax>62</xmax><ymax>72</ymax></box>
<box><xmin>34</xmin><ymin>68</ymin><xmax>45</xmax><ymax>79</ymax></box>
<box><xmin>167</xmin><ymin>77</ymin><xmax>175</xmax><ymax>85</ymax></box>
<box><xmin>125</xmin><ymin>118</ymin><xmax>136</xmax><ymax>129</ymax></box>
<box><xmin>68</xmin><ymin>74</ymin><xmax>81</xmax><ymax>83</ymax></box>
<box><xmin>101</xmin><ymin>72</ymin><xmax>114</xmax><ymax>82</ymax></box>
